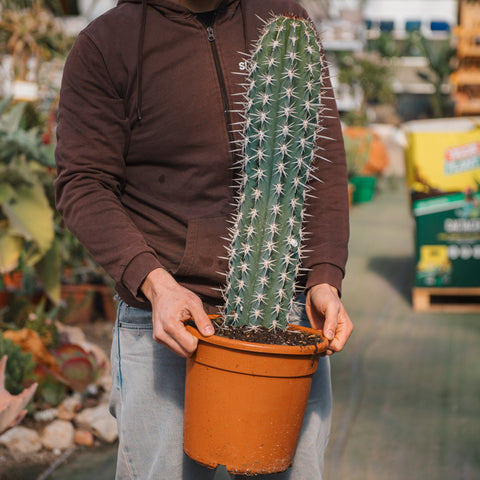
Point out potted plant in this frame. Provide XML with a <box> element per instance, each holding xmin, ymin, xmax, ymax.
<box><xmin>56</xmin><ymin>224</ymin><xmax>117</xmax><ymax>323</ymax></box>
<box><xmin>0</xmin><ymin>98</ymin><xmax>60</xmax><ymax>302</ymax></box>
<box><xmin>343</xmin><ymin>127</ymin><xmax>389</xmax><ymax>204</ymax></box>
<box><xmin>1</xmin><ymin>297</ymin><xmax>107</xmax><ymax>408</ymax></box>
<box><xmin>183</xmin><ymin>15</ymin><xmax>330</xmax><ymax>475</ymax></box>
<box><xmin>0</xmin><ymin>0</ymin><xmax>72</xmax><ymax>101</ymax></box>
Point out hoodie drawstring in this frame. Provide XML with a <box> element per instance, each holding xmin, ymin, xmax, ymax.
<box><xmin>137</xmin><ymin>0</ymin><xmax>147</xmax><ymax>123</ymax></box>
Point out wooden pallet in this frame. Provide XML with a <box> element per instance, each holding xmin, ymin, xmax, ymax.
<box><xmin>412</xmin><ymin>287</ymin><xmax>480</xmax><ymax>313</ymax></box>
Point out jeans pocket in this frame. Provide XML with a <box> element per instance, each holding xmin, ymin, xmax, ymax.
<box><xmin>117</xmin><ymin>300</ymin><xmax>153</xmax><ymax>330</ymax></box>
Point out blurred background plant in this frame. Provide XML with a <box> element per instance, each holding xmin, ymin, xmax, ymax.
<box><xmin>0</xmin><ymin>98</ymin><xmax>60</xmax><ymax>300</ymax></box>
<box><xmin>336</xmin><ymin>51</ymin><xmax>395</xmax><ymax>126</ymax></box>
<box><xmin>410</xmin><ymin>31</ymin><xmax>456</xmax><ymax>118</ymax></box>
<box><xmin>1</xmin><ymin>301</ymin><xmax>107</xmax><ymax>409</ymax></box>
<box><xmin>0</xmin><ymin>0</ymin><xmax>72</xmax><ymax>82</ymax></box>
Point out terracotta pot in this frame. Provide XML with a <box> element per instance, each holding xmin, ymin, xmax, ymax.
<box><xmin>183</xmin><ymin>324</ymin><xmax>328</xmax><ymax>475</ymax></box>
<box><xmin>2</xmin><ymin>271</ymin><xmax>23</xmax><ymax>291</ymax></box>
<box><xmin>0</xmin><ymin>291</ymin><xmax>11</xmax><ymax>309</ymax></box>
<box><xmin>96</xmin><ymin>284</ymin><xmax>118</xmax><ymax>322</ymax></box>
<box><xmin>60</xmin><ymin>284</ymin><xmax>95</xmax><ymax>324</ymax></box>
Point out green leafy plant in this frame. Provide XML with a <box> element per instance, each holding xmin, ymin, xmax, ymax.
<box><xmin>32</xmin><ymin>364</ymin><xmax>66</xmax><ymax>407</ymax></box>
<box><xmin>336</xmin><ymin>51</ymin><xmax>395</xmax><ymax>126</ymax></box>
<box><xmin>222</xmin><ymin>16</ymin><xmax>324</xmax><ymax>330</ymax></box>
<box><xmin>0</xmin><ymin>98</ymin><xmax>60</xmax><ymax>301</ymax></box>
<box><xmin>411</xmin><ymin>32</ymin><xmax>455</xmax><ymax>118</ymax></box>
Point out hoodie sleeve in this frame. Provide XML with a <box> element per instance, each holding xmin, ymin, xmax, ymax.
<box><xmin>55</xmin><ymin>31</ymin><xmax>163</xmax><ymax>300</ymax></box>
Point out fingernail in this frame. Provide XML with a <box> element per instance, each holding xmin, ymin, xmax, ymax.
<box><xmin>326</xmin><ymin>330</ymin><xmax>334</xmax><ymax>340</ymax></box>
<box><xmin>204</xmin><ymin>325</ymin><xmax>214</xmax><ymax>336</ymax></box>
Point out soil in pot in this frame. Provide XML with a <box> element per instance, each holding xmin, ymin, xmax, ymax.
<box><xmin>207</xmin><ymin>317</ymin><xmax>325</xmax><ymax>347</ymax></box>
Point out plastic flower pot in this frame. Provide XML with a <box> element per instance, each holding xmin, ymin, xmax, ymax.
<box><xmin>350</xmin><ymin>175</ymin><xmax>377</xmax><ymax>203</ymax></box>
<box><xmin>183</xmin><ymin>324</ymin><xmax>328</xmax><ymax>475</ymax></box>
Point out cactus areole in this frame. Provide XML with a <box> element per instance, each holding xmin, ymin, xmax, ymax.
<box><xmin>222</xmin><ymin>15</ymin><xmax>325</xmax><ymax>331</ymax></box>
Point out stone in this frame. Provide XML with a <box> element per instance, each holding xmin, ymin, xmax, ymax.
<box><xmin>34</xmin><ymin>408</ymin><xmax>58</xmax><ymax>422</ymax></box>
<box><xmin>57</xmin><ymin>395</ymin><xmax>82</xmax><ymax>421</ymax></box>
<box><xmin>74</xmin><ymin>429</ymin><xmax>94</xmax><ymax>447</ymax></box>
<box><xmin>97</xmin><ymin>371</ymin><xmax>112</xmax><ymax>393</ymax></box>
<box><xmin>0</xmin><ymin>426</ymin><xmax>41</xmax><ymax>453</ymax></box>
<box><xmin>55</xmin><ymin>323</ymin><xmax>87</xmax><ymax>345</ymax></box>
<box><xmin>75</xmin><ymin>404</ymin><xmax>117</xmax><ymax>443</ymax></box>
<box><xmin>41</xmin><ymin>419</ymin><xmax>74</xmax><ymax>450</ymax></box>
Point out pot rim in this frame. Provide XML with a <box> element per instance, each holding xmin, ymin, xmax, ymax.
<box><xmin>186</xmin><ymin>323</ymin><xmax>328</xmax><ymax>356</ymax></box>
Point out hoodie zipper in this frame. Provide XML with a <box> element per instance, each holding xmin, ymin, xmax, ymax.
<box><xmin>206</xmin><ymin>25</ymin><xmax>236</xmax><ymax>152</ymax></box>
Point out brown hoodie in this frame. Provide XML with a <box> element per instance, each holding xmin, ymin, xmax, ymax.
<box><xmin>54</xmin><ymin>0</ymin><xmax>349</xmax><ymax>313</ymax></box>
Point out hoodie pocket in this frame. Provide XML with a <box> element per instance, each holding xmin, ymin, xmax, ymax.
<box><xmin>173</xmin><ymin>216</ymin><xmax>229</xmax><ymax>283</ymax></box>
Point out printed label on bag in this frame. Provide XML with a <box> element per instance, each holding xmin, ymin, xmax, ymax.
<box><xmin>444</xmin><ymin>142</ymin><xmax>480</xmax><ymax>175</ymax></box>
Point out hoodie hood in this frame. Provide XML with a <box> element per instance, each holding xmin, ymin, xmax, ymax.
<box><xmin>117</xmin><ymin>0</ymin><xmax>240</xmax><ymax>20</ymax></box>
<box><xmin>116</xmin><ymin>0</ymin><xmax>243</xmax><ymax>122</ymax></box>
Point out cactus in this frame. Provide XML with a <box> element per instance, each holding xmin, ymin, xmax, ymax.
<box><xmin>0</xmin><ymin>333</ymin><xmax>36</xmax><ymax>395</ymax></box>
<box><xmin>222</xmin><ymin>16</ymin><xmax>325</xmax><ymax>330</ymax></box>
<box><xmin>0</xmin><ymin>355</ymin><xmax>38</xmax><ymax>434</ymax></box>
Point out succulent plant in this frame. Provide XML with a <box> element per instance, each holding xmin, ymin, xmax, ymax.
<box><xmin>0</xmin><ymin>332</ymin><xmax>36</xmax><ymax>395</ymax></box>
<box><xmin>0</xmin><ymin>355</ymin><xmax>38</xmax><ymax>434</ymax></box>
<box><xmin>53</xmin><ymin>343</ymin><xmax>105</xmax><ymax>393</ymax></box>
<box><xmin>222</xmin><ymin>16</ymin><xmax>325</xmax><ymax>330</ymax></box>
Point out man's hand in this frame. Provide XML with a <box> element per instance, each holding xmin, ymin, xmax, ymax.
<box><xmin>141</xmin><ymin>268</ymin><xmax>214</xmax><ymax>357</ymax></box>
<box><xmin>305</xmin><ymin>283</ymin><xmax>353</xmax><ymax>355</ymax></box>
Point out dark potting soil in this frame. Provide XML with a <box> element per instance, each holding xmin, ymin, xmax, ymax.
<box><xmin>206</xmin><ymin>317</ymin><xmax>326</xmax><ymax>347</ymax></box>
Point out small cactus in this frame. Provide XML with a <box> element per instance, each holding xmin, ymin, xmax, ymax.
<box><xmin>0</xmin><ymin>355</ymin><xmax>38</xmax><ymax>434</ymax></box>
<box><xmin>223</xmin><ymin>16</ymin><xmax>325</xmax><ymax>330</ymax></box>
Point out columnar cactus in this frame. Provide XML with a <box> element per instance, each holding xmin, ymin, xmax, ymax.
<box><xmin>222</xmin><ymin>16</ymin><xmax>325</xmax><ymax>330</ymax></box>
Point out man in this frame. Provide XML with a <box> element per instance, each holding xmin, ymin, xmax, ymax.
<box><xmin>55</xmin><ymin>0</ymin><xmax>352</xmax><ymax>478</ymax></box>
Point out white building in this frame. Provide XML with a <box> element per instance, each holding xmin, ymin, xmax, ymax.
<box><xmin>303</xmin><ymin>0</ymin><xmax>460</xmax><ymax>118</ymax></box>
<box><xmin>363</xmin><ymin>0</ymin><xmax>457</xmax><ymax>36</ymax></box>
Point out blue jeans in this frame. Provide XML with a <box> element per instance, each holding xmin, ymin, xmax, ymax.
<box><xmin>109</xmin><ymin>298</ymin><xmax>332</xmax><ymax>480</ymax></box>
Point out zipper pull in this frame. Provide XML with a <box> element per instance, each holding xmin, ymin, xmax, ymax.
<box><xmin>207</xmin><ymin>26</ymin><xmax>215</xmax><ymax>42</ymax></box>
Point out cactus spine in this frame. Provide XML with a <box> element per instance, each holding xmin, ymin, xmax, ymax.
<box><xmin>223</xmin><ymin>16</ymin><xmax>324</xmax><ymax>330</ymax></box>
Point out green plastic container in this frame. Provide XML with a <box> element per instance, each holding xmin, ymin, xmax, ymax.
<box><xmin>413</xmin><ymin>191</ymin><xmax>480</xmax><ymax>287</ymax></box>
<box><xmin>350</xmin><ymin>175</ymin><xmax>377</xmax><ymax>203</ymax></box>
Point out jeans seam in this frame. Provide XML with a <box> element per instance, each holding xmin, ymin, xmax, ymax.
<box><xmin>117</xmin><ymin>322</ymin><xmax>123</xmax><ymax>390</ymax></box>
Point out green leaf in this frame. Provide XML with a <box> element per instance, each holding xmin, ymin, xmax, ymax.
<box><xmin>0</xmin><ymin>183</ymin><xmax>16</xmax><ymax>204</ymax></box>
<box><xmin>3</xmin><ymin>183</ymin><xmax>54</xmax><ymax>254</ymax></box>
<box><xmin>0</xmin><ymin>97</ymin><xmax>12</xmax><ymax>117</ymax></box>
<box><xmin>35</xmin><ymin>236</ymin><xmax>61</xmax><ymax>304</ymax></box>
<box><xmin>0</xmin><ymin>103</ymin><xmax>25</xmax><ymax>135</ymax></box>
<box><xmin>0</xmin><ymin>225</ymin><xmax>23</xmax><ymax>274</ymax></box>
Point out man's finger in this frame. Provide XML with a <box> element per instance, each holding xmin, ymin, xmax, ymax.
<box><xmin>189</xmin><ymin>300</ymin><xmax>214</xmax><ymax>337</ymax></box>
<box><xmin>322</xmin><ymin>302</ymin><xmax>340</xmax><ymax>341</ymax></box>
<box><xmin>154</xmin><ymin>321</ymin><xmax>199</xmax><ymax>357</ymax></box>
